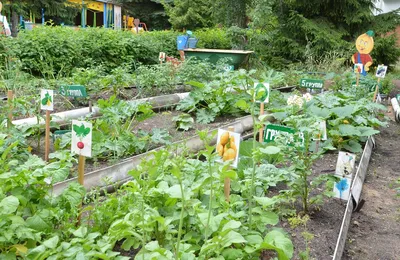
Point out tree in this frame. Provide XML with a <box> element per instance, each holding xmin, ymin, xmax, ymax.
<box><xmin>161</xmin><ymin>0</ymin><xmax>214</xmax><ymax>30</ymax></box>
<box><xmin>114</xmin><ymin>0</ymin><xmax>171</xmax><ymax>30</ymax></box>
<box><xmin>3</xmin><ymin>0</ymin><xmax>79</xmax><ymax>37</ymax></box>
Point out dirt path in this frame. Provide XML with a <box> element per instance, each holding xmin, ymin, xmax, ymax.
<box><xmin>343</xmin><ymin>120</ymin><xmax>400</xmax><ymax>260</ymax></box>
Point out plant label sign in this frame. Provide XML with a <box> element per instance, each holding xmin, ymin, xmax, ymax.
<box><xmin>71</xmin><ymin>120</ymin><xmax>92</xmax><ymax>158</ymax></box>
<box><xmin>41</xmin><ymin>89</ymin><xmax>54</xmax><ymax>111</ymax></box>
<box><xmin>354</xmin><ymin>63</ymin><xmax>364</xmax><ymax>74</ymax></box>
<box><xmin>375</xmin><ymin>65</ymin><xmax>388</xmax><ymax>78</ymax></box>
<box><xmin>159</xmin><ymin>52</ymin><xmax>166</xmax><ymax>62</ymax></box>
<box><xmin>59</xmin><ymin>85</ymin><xmax>87</xmax><ymax>98</ymax></box>
<box><xmin>216</xmin><ymin>129</ymin><xmax>241</xmax><ymax>168</ymax></box>
<box><xmin>254</xmin><ymin>83</ymin><xmax>270</xmax><ymax>103</ymax></box>
<box><xmin>264</xmin><ymin>124</ymin><xmax>304</xmax><ymax>146</ymax></box>
<box><xmin>312</xmin><ymin>121</ymin><xmax>327</xmax><ymax>141</ymax></box>
<box><xmin>299</xmin><ymin>78</ymin><xmax>324</xmax><ymax>89</ymax></box>
<box><xmin>335</xmin><ymin>151</ymin><xmax>356</xmax><ymax>179</ymax></box>
<box><xmin>333</xmin><ymin>176</ymin><xmax>351</xmax><ymax>201</ymax></box>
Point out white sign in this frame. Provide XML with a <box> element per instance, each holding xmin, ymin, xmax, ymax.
<box><xmin>335</xmin><ymin>151</ymin><xmax>356</xmax><ymax>179</ymax></box>
<box><xmin>216</xmin><ymin>129</ymin><xmax>241</xmax><ymax>168</ymax></box>
<box><xmin>71</xmin><ymin>120</ymin><xmax>92</xmax><ymax>158</ymax></box>
<box><xmin>354</xmin><ymin>63</ymin><xmax>364</xmax><ymax>74</ymax></box>
<box><xmin>333</xmin><ymin>176</ymin><xmax>351</xmax><ymax>200</ymax></box>
<box><xmin>313</xmin><ymin>121</ymin><xmax>327</xmax><ymax>141</ymax></box>
<box><xmin>40</xmin><ymin>89</ymin><xmax>54</xmax><ymax>111</ymax></box>
<box><xmin>159</xmin><ymin>52</ymin><xmax>166</xmax><ymax>62</ymax></box>
<box><xmin>254</xmin><ymin>83</ymin><xmax>270</xmax><ymax>103</ymax></box>
<box><xmin>375</xmin><ymin>65</ymin><xmax>388</xmax><ymax>78</ymax></box>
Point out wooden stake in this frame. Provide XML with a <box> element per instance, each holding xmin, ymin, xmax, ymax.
<box><xmin>373</xmin><ymin>78</ymin><xmax>381</xmax><ymax>102</ymax></box>
<box><xmin>258</xmin><ymin>102</ymin><xmax>265</xmax><ymax>143</ymax></box>
<box><xmin>78</xmin><ymin>155</ymin><xmax>86</xmax><ymax>185</ymax></box>
<box><xmin>89</xmin><ymin>100</ymin><xmax>92</xmax><ymax>113</ymax></box>
<box><xmin>7</xmin><ymin>90</ymin><xmax>13</xmax><ymax>128</ymax></box>
<box><xmin>315</xmin><ymin>133</ymin><xmax>320</xmax><ymax>153</ymax></box>
<box><xmin>356</xmin><ymin>73</ymin><xmax>360</xmax><ymax>87</ymax></box>
<box><xmin>224</xmin><ymin>126</ymin><xmax>235</xmax><ymax>203</ymax></box>
<box><xmin>44</xmin><ymin>110</ymin><xmax>51</xmax><ymax>162</ymax></box>
<box><xmin>77</xmin><ymin>153</ymin><xmax>86</xmax><ymax>225</ymax></box>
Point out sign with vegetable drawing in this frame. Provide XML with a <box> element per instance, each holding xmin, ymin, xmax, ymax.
<box><xmin>216</xmin><ymin>129</ymin><xmax>240</xmax><ymax>168</ymax></box>
<box><xmin>353</xmin><ymin>63</ymin><xmax>364</xmax><ymax>75</ymax></box>
<box><xmin>335</xmin><ymin>151</ymin><xmax>356</xmax><ymax>179</ymax></box>
<box><xmin>254</xmin><ymin>83</ymin><xmax>270</xmax><ymax>103</ymax></box>
<box><xmin>333</xmin><ymin>177</ymin><xmax>351</xmax><ymax>200</ymax></box>
<box><xmin>313</xmin><ymin>121</ymin><xmax>327</xmax><ymax>141</ymax></box>
<box><xmin>59</xmin><ymin>85</ymin><xmax>87</xmax><ymax>98</ymax></box>
<box><xmin>375</xmin><ymin>65</ymin><xmax>388</xmax><ymax>78</ymax></box>
<box><xmin>71</xmin><ymin>120</ymin><xmax>92</xmax><ymax>158</ymax></box>
<box><xmin>351</xmin><ymin>30</ymin><xmax>374</xmax><ymax>76</ymax></box>
<box><xmin>299</xmin><ymin>79</ymin><xmax>324</xmax><ymax>89</ymax></box>
<box><xmin>40</xmin><ymin>89</ymin><xmax>54</xmax><ymax>111</ymax></box>
<box><xmin>159</xmin><ymin>52</ymin><xmax>166</xmax><ymax>62</ymax></box>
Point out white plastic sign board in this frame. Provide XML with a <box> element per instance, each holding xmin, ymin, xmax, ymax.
<box><xmin>71</xmin><ymin>120</ymin><xmax>92</xmax><ymax>158</ymax></box>
<box><xmin>254</xmin><ymin>83</ymin><xmax>270</xmax><ymax>103</ymax></box>
<box><xmin>216</xmin><ymin>129</ymin><xmax>241</xmax><ymax>168</ymax></box>
<box><xmin>354</xmin><ymin>63</ymin><xmax>363</xmax><ymax>74</ymax></box>
<box><xmin>313</xmin><ymin>121</ymin><xmax>327</xmax><ymax>140</ymax></box>
<box><xmin>333</xmin><ymin>176</ymin><xmax>351</xmax><ymax>200</ymax></box>
<box><xmin>159</xmin><ymin>52</ymin><xmax>166</xmax><ymax>62</ymax></box>
<box><xmin>40</xmin><ymin>89</ymin><xmax>54</xmax><ymax>111</ymax></box>
<box><xmin>375</xmin><ymin>65</ymin><xmax>388</xmax><ymax>78</ymax></box>
<box><xmin>335</xmin><ymin>151</ymin><xmax>356</xmax><ymax>179</ymax></box>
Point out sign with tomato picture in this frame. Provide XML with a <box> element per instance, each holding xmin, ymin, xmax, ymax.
<box><xmin>216</xmin><ymin>129</ymin><xmax>241</xmax><ymax>168</ymax></box>
<box><xmin>40</xmin><ymin>89</ymin><xmax>54</xmax><ymax>111</ymax></box>
<box><xmin>71</xmin><ymin>120</ymin><xmax>92</xmax><ymax>158</ymax></box>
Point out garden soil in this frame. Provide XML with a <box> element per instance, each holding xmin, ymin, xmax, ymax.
<box><xmin>342</xmin><ymin>122</ymin><xmax>400</xmax><ymax>259</ymax></box>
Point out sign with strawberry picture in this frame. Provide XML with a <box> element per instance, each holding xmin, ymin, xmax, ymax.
<box><xmin>71</xmin><ymin>120</ymin><xmax>92</xmax><ymax>157</ymax></box>
<box><xmin>40</xmin><ymin>89</ymin><xmax>54</xmax><ymax>111</ymax></box>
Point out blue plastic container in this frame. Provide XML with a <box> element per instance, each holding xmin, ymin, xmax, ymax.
<box><xmin>177</xmin><ymin>35</ymin><xmax>188</xmax><ymax>50</ymax></box>
<box><xmin>186</xmin><ymin>38</ymin><xmax>198</xmax><ymax>48</ymax></box>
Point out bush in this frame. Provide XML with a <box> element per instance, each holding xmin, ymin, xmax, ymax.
<box><xmin>372</xmin><ymin>34</ymin><xmax>400</xmax><ymax>70</ymax></box>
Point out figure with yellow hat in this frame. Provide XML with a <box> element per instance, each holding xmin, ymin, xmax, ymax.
<box><xmin>351</xmin><ymin>30</ymin><xmax>374</xmax><ymax>76</ymax></box>
<box><xmin>0</xmin><ymin>1</ymin><xmax>11</xmax><ymax>36</ymax></box>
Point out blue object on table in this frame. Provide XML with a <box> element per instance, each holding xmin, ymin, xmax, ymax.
<box><xmin>186</xmin><ymin>38</ymin><xmax>198</xmax><ymax>48</ymax></box>
<box><xmin>177</xmin><ymin>35</ymin><xmax>189</xmax><ymax>50</ymax></box>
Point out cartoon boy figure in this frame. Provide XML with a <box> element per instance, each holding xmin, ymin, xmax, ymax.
<box><xmin>351</xmin><ymin>30</ymin><xmax>374</xmax><ymax>76</ymax></box>
<box><xmin>0</xmin><ymin>2</ymin><xmax>12</xmax><ymax>37</ymax></box>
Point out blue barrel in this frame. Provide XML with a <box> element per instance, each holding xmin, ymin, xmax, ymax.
<box><xmin>177</xmin><ymin>35</ymin><xmax>188</xmax><ymax>50</ymax></box>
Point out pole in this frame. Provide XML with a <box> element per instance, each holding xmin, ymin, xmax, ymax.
<box><xmin>258</xmin><ymin>102</ymin><xmax>264</xmax><ymax>142</ymax></box>
<box><xmin>77</xmin><ymin>155</ymin><xmax>85</xmax><ymax>225</ymax></box>
<box><xmin>7</xmin><ymin>90</ymin><xmax>13</xmax><ymax>129</ymax></box>
<box><xmin>373</xmin><ymin>78</ymin><xmax>380</xmax><ymax>102</ymax></box>
<box><xmin>356</xmin><ymin>73</ymin><xmax>360</xmax><ymax>87</ymax></box>
<box><xmin>78</xmin><ymin>155</ymin><xmax>86</xmax><ymax>185</ymax></box>
<box><xmin>224</xmin><ymin>126</ymin><xmax>235</xmax><ymax>203</ymax></box>
<box><xmin>44</xmin><ymin>110</ymin><xmax>50</xmax><ymax>162</ymax></box>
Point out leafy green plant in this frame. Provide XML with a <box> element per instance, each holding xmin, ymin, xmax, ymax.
<box><xmin>172</xmin><ymin>113</ymin><xmax>194</xmax><ymax>131</ymax></box>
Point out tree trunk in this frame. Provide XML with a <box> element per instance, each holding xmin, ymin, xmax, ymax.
<box><xmin>11</xmin><ymin>9</ymin><xmax>18</xmax><ymax>37</ymax></box>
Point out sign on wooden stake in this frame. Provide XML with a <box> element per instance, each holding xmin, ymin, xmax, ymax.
<box><xmin>71</xmin><ymin>120</ymin><xmax>92</xmax><ymax>158</ymax></box>
<box><xmin>41</xmin><ymin>89</ymin><xmax>54</xmax><ymax>161</ymax></box>
<box><xmin>254</xmin><ymin>83</ymin><xmax>270</xmax><ymax>143</ymax></box>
